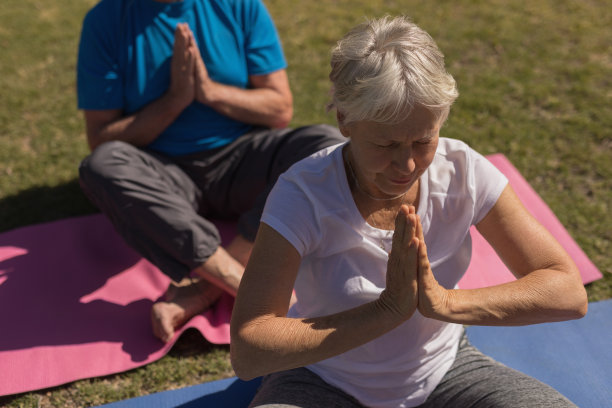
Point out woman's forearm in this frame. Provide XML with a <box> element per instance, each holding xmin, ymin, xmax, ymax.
<box><xmin>428</xmin><ymin>269</ymin><xmax>587</xmax><ymax>326</ymax></box>
<box><xmin>231</xmin><ymin>296</ymin><xmax>408</xmax><ymax>380</ymax></box>
<box><xmin>419</xmin><ymin>185</ymin><xmax>589</xmax><ymax>326</ymax></box>
<box><xmin>231</xmin><ymin>220</ymin><xmax>419</xmax><ymax>381</ymax></box>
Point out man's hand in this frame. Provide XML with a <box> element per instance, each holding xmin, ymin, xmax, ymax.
<box><xmin>175</xmin><ymin>25</ymin><xmax>292</xmax><ymax>128</ymax></box>
<box><xmin>189</xmin><ymin>30</ymin><xmax>220</xmax><ymax>105</ymax></box>
<box><xmin>168</xmin><ymin>23</ymin><xmax>197</xmax><ymax>109</ymax></box>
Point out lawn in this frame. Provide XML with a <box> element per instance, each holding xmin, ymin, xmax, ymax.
<box><xmin>0</xmin><ymin>0</ymin><xmax>610</xmax><ymax>406</ymax></box>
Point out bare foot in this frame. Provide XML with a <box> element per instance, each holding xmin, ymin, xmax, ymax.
<box><xmin>151</xmin><ymin>278</ymin><xmax>223</xmax><ymax>343</ymax></box>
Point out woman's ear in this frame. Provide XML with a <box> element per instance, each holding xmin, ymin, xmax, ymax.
<box><xmin>336</xmin><ymin>111</ymin><xmax>350</xmax><ymax>138</ymax></box>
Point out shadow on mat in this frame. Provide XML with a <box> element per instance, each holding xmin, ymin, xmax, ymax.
<box><xmin>0</xmin><ymin>179</ymin><xmax>171</xmax><ymax>362</ymax></box>
<box><xmin>0</xmin><ymin>214</ymin><xmax>164</xmax><ymax>361</ymax></box>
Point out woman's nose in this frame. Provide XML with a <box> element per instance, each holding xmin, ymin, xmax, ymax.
<box><xmin>393</xmin><ymin>146</ymin><xmax>416</xmax><ymax>173</ymax></box>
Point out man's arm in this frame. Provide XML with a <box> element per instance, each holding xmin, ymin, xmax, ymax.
<box><xmin>192</xmin><ymin>30</ymin><xmax>293</xmax><ymax>129</ymax></box>
<box><xmin>83</xmin><ymin>95</ymin><xmax>185</xmax><ymax>151</ymax></box>
<box><xmin>84</xmin><ymin>23</ymin><xmax>197</xmax><ymax>151</ymax></box>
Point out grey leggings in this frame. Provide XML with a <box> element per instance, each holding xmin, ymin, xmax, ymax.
<box><xmin>249</xmin><ymin>332</ymin><xmax>576</xmax><ymax>408</ymax></box>
<box><xmin>79</xmin><ymin>124</ymin><xmax>344</xmax><ymax>282</ymax></box>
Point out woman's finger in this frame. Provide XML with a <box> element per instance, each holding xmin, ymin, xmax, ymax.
<box><xmin>393</xmin><ymin>205</ymin><xmax>409</xmax><ymax>245</ymax></box>
<box><xmin>416</xmin><ymin>215</ymin><xmax>424</xmax><ymax>242</ymax></box>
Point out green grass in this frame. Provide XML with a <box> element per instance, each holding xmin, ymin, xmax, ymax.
<box><xmin>1</xmin><ymin>0</ymin><xmax>610</xmax><ymax>406</ymax></box>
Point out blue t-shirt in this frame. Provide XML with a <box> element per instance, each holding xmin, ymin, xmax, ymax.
<box><xmin>77</xmin><ymin>0</ymin><xmax>287</xmax><ymax>156</ymax></box>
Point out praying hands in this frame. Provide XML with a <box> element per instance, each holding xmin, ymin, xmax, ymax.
<box><xmin>384</xmin><ymin>205</ymin><xmax>451</xmax><ymax>322</ymax></box>
<box><xmin>169</xmin><ymin>23</ymin><xmax>219</xmax><ymax>110</ymax></box>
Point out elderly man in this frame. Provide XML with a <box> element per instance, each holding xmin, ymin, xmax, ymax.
<box><xmin>76</xmin><ymin>0</ymin><xmax>343</xmax><ymax>342</ymax></box>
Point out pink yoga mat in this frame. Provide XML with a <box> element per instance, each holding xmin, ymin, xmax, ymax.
<box><xmin>0</xmin><ymin>216</ymin><xmax>237</xmax><ymax>397</ymax></box>
<box><xmin>457</xmin><ymin>154</ymin><xmax>601</xmax><ymax>289</ymax></box>
<box><xmin>0</xmin><ymin>154</ymin><xmax>602</xmax><ymax>396</ymax></box>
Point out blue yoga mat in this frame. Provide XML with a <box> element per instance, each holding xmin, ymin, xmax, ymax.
<box><xmin>97</xmin><ymin>300</ymin><xmax>611</xmax><ymax>408</ymax></box>
<box><xmin>98</xmin><ymin>376</ymin><xmax>261</xmax><ymax>408</ymax></box>
<box><xmin>466</xmin><ymin>299</ymin><xmax>612</xmax><ymax>408</ymax></box>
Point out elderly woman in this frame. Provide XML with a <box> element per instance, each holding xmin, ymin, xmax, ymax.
<box><xmin>230</xmin><ymin>16</ymin><xmax>587</xmax><ymax>408</ymax></box>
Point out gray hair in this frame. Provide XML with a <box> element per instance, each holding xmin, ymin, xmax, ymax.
<box><xmin>328</xmin><ymin>16</ymin><xmax>458</xmax><ymax>125</ymax></box>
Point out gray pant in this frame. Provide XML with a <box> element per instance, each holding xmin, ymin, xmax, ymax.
<box><xmin>79</xmin><ymin>125</ymin><xmax>344</xmax><ymax>282</ymax></box>
<box><xmin>249</xmin><ymin>332</ymin><xmax>576</xmax><ymax>408</ymax></box>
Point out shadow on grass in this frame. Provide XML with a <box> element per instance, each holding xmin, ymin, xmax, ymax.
<box><xmin>0</xmin><ymin>178</ymin><xmax>98</xmax><ymax>233</ymax></box>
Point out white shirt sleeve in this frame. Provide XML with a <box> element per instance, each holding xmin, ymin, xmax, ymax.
<box><xmin>468</xmin><ymin>147</ymin><xmax>508</xmax><ymax>225</ymax></box>
<box><xmin>261</xmin><ymin>174</ymin><xmax>319</xmax><ymax>257</ymax></box>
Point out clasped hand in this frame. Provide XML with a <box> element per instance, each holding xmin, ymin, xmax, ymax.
<box><xmin>380</xmin><ymin>205</ymin><xmax>452</xmax><ymax>321</ymax></box>
<box><xmin>168</xmin><ymin>23</ymin><xmax>216</xmax><ymax>109</ymax></box>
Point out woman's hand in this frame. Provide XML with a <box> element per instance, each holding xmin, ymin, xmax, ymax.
<box><xmin>378</xmin><ymin>205</ymin><xmax>419</xmax><ymax>320</ymax></box>
<box><xmin>415</xmin><ymin>216</ymin><xmax>453</xmax><ymax>319</ymax></box>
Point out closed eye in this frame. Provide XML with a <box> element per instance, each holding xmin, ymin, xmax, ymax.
<box><xmin>415</xmin><ymin>134</ymin><xmax>437</xmax><ymax>145</ymax></box>
<box><xmin>373</xmin><ymin>141</ymin><xmax>399</xmax><ymax>149</ymax></box>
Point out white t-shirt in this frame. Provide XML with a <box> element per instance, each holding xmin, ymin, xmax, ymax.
<box><xmin>261</xmin><ymin>137</ymin><xmax>508</xmax><ymax>408</ymax></box>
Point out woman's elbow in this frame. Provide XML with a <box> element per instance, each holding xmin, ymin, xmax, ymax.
<box><xmin>569</xmin><ymin>284</ymin><xmax>588</xmax><ymax>319</ymax></box>
<box><xmin>558</xmin><ymin>272</ymin><xmax>588</xmax><ymax>320</ymax></box>
<box><xmin>574</xmin><ymin>302</ymin><xmax>588</xmax><ymax>320</ymax></box>
<box><xmin>230</xmin><ymin>320</ymin><xmax>265</xmax><ymax>380</ymax></box>
<box><xmin>231</xmin><ymin>355</ymin><xmax>258</xmax><ymax>381</ymax></box>
<box><xmin>230</xmin><ymin>338</ymin><xmax>262</xmax><ymax>381</ymax></box>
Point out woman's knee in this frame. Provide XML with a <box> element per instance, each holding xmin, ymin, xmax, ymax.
<box><xmin>249</xmin><ymin>368</ymin><xmax>364</xmax><ymax>408</ymax></box>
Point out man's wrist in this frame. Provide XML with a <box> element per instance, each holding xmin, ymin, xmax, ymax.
<box><xmin>226</xmin><ymin>234</ymin><xmax>254</xmax><ymax>267</ymax></box>
<box><xmin>164</xmin><ymin>88</ymin><xmax>193</xmax><ymax>113</ymax></box>
<box><xmin>196</xmin><ymin>77</ymin><xmax>221</xmax><ymax>106</ymax></box>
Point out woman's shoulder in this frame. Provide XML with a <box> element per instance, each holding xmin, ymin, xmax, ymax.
<box><xmin>263</xmin><ymin>142</ymin><xmax>348</xmax><ymax>256</ymax></box>
<box><xmin>428</xmin><ymin>137</ymin><xmax>502</xmax><ymax>191</ymax></box>
<box><xmin>429</xmin><ymin>137</ymin><xmax>506</xmax><ymax>198</ymax></box>
<box><xmin>435</xmin><ymin>137</ymin><xmax>473</xmax><ymax>158</ymax></box>
<box><xmin>429</xmin><ymin>137</ymin><xmax>473</xmax><ymax>177</ymax></box>
<box><xmin>432</xmin><ymin>137</ymin><xmax>490</xmax><ymax>171</ymax></box>
<box><xmin>272</xmin><ymin>141</ymin><xmax>350</xmax><ymax>219</ymax></box>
